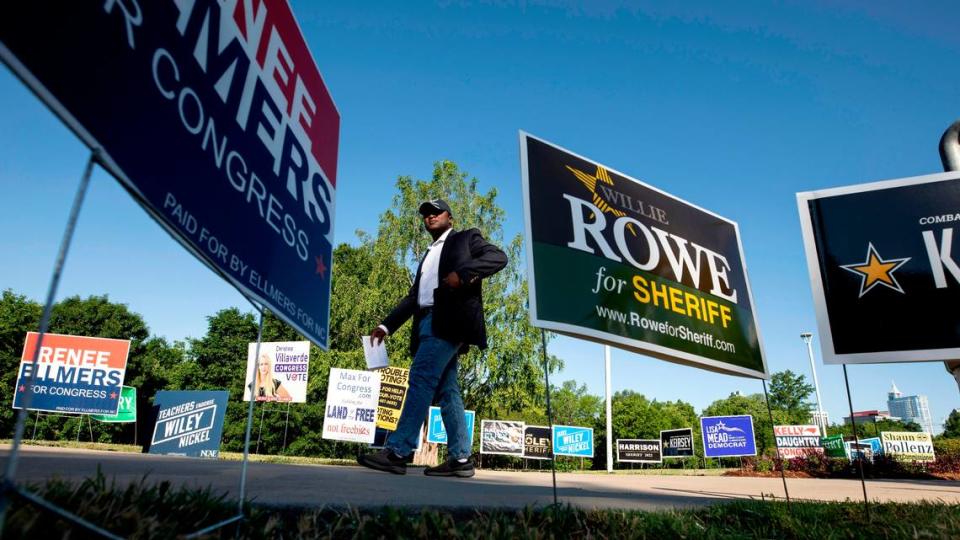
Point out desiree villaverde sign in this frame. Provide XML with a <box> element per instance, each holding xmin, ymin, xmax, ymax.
<box><xmin>0</xmin><ymin>1</ymin><xmax>340</xmax><ymax>348</ymax></box>
<box><xmin>520</xmin><ymin>132</ymin><xmax>767</xmax><ymax>378</ymax></box>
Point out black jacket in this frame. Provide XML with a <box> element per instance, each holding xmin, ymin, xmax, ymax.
<box><xmin>381</xmin><ymin>228</ymin><xmax>508</xmax><ymax>355</ymax></box>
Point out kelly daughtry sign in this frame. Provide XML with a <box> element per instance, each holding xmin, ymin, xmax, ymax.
<box><xmin>519</xmin><ymin>132</ymin><xmax>767</xmax><ymax>378</ymax></box>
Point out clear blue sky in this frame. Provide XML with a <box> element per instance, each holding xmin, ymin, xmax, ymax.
<box><xmin>2</xmin><ymin>1</ymin><xmax>958</xmax><ymax>430</ymax></box>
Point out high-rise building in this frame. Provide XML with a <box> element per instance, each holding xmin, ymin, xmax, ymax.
<box><xmin>887</xmin><ymin>381</ymin><xmax>935</xmax><ymax>434</ymax></box>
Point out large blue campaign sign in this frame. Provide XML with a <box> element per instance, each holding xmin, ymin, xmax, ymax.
<box><xmin>0</xmin><ymin>1</ymin><xmax>340</xmax><ymax>348</ymax></box>
<box><xmin>425</xmin><ymin>406</ymin><xmax>475</xmax><ymax>446</ymax></box>
<box><xmin>700</xmin><ymin>415</ymin><xmax>757</xmax><ymax>457</ymax></box>
<box><xmin>149</xmin><ymin>390</ymin><xmax>229</xmax><ymax>458</ymax></box>
<box><xmin>552</xmin><ymin>425</ymin><xmax>594</xmax><ymax>457</ymax></box>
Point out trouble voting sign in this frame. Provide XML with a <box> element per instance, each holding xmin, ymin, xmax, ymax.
<box><xmin>1</xmin><ymin>1</ymin><xmax>340</xmax><ymax>348</ymax></box>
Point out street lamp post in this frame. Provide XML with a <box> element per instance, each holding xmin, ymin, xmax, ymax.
<box><xmin>801</xmin><ymin>333</ymin><xmax>826</xmax><ymax>435</ymax></box>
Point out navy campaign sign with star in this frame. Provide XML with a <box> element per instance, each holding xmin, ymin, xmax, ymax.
<box><xmin>798</xmin><ymin>172</ymin><xmax>960</xmax><ymax>364</ymax></box>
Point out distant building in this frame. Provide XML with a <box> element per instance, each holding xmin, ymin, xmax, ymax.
<box><xmin>886</xmin><ymin>381</ymin><xmax>935</xmax><ymax>434</ymax></box>
<box><xmin>842</xmin><ymin>410</ymin><xmax>899</xmax><ymax>425</ymax></box>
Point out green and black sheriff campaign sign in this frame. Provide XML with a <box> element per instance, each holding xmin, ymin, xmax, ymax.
<box><xmin>519</xmin><ymin>132</ymin><xmax>767</xmax><ymax>378</ymax></box>
<box><xmin>798</xmin><ymin>172</ymin><xmax>960</xmax><ymax>364</ymax></box>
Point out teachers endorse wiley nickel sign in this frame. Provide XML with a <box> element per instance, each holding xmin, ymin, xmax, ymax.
<box><xmin>0</xmin><ymin>1</ymin><xmax>339</xmax><ymax>348</ymax></box>
<box><xmin>520</xmin><ymin>133</ymin><xmax>766</xmax><ymax>378</ymax></box>
<box><xmin>798</xmin><ymin>172</ymin><xmax>960</xmax><ymax>364</ymax></box>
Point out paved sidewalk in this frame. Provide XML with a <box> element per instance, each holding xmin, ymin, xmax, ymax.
<box><xmin>3</xmin><ymin>446</ymin><xmax>959</xmax><ymax>510</ymax></box>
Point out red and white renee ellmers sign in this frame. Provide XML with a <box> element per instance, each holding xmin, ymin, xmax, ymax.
<box><xmin>13</xmin><ymin>333</ymin><xmax>130</xmax><ymax>415</ymax></box>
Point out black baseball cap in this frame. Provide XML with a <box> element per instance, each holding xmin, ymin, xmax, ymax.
<box><xmin>418</xmin><ymin>198</ymin><xmax>453</xmax><ymax>217</ymax></box>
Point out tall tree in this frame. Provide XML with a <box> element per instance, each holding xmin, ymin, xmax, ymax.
<box><xmin>364</xmin><ymin>161</ymin><xmax>558</xmax><ymax>417</ymax></box>
<box><xmin>943</xmin><ymin>410</ymin><xmax>960</xmax><ymax>439</ymax></box>
<box><xmin>767</xmin><ymin>370</ymin><xmax>814</xmax><ymax>423</ymax></box>
<box><xmin>0</xmin><ymin>290</ymin><xmax>41</xmax><ymax>437</ymax></box>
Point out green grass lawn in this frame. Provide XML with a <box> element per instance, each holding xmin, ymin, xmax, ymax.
<box><xmin>2</xmin><ymin>471</ymin><xmax>957</xmax><ymax>539</ymax></box>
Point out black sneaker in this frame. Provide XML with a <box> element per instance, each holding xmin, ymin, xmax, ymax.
<box><xmin>357</xmin><ymin>449</ymin><xmax>412</xmax><ymax>475</ymax></box>
<box><xmin>424</xmin><ymin>457</ymin><xmax>476</xmax><ymax>478</ymax></box>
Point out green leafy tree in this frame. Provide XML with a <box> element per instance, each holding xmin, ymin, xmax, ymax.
<box><xmin>363</xmin><ymin>161</ymin><xmax>557</xmax><ymax>419</ymax></box>
<box><xmin>943</xmin><ymin>410</ymin><xmax>960</xmax><ymax>439</ymax></box>
<box><xmin>767</xmin><ymin>370</ymin><xmax>814</xmax><ymax>423</ymax></box>
<box><xmin>827</xmin><ymin>418</ymin><xmax>922</xmax><ymax>439</ymax></box>
<box><xmin>0</xmin><ymin>290</ymin><xmax>41</xmax><ymax>437</ymax></box>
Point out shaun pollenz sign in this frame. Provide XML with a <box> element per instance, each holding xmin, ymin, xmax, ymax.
<box><xmin>520</xmin><ymin>133</ymin><xmax>767</xmax><ymax>378</ymax></box>
<box><xmin>881</xmin><ymin>432</ymin><xmax>935</xmax><ymax>463</ymax></box>
<box><xmin>798</xmin><ymin>172</ymin><xmax>960</xmax><ymax>364</ymax></box>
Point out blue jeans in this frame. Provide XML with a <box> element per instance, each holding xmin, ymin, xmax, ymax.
<box><xmin>387</xmin><ymin>312</ymin><xmax>470</xmax><ymax>459</ymax></box>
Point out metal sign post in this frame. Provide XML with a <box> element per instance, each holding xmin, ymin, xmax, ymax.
<box><xmin>761</xmin><ymin>380</ymin><xmax>791</xmax><ymax>506</ymax></box>
<box><xmin>842</xmin><ymin>365</ymin><xmax>870</xmax><ymax>519</ymax></box>
<box><xmin>604</xmin><ymin>345</ymin><xmax>613</xmax><ymax>473</ymax></box>
<box><xmin>0</xmin><ymin>153</ymin><xmax>98</xmax><ymax>537</ymax></box>
<box><xmin>540</xmin><ymin>331</ymin><xmax>559</xmax><ymax>506</ymax></box>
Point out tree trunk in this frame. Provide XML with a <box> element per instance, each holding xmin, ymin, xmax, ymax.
<box><xmin>412</xmin><ymin>414</ymin><xmax>439</xmax><ymax>466</ymax></box>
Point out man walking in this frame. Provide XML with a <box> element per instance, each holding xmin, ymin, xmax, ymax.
<box><xmin>358</xmin><ymin>198</ymin><xmax>507</xmax><ymax>477</ymax></box>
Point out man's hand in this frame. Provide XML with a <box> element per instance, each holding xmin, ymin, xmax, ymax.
<box><xmin>443</xmin><ymin>271</ymin><xmax>461</xmax><ymax>289</ymax></box>
<box><xmin>370</xmin><ymin>326</ymin><xmax>387</xmax><ymax>346</ymax></box>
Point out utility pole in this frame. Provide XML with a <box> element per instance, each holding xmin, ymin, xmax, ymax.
<box><xmin>605</xmin><ymin>345</ymin><xmax>613</xmax><ymax>473</ymax></box>
<box><xmin>940</xmin><ymin>120</ymin><xmax>960</xmax><ymax>393</ymax></box>
<box><xmin>801</xmin><ymin>333</ymin><xmax>826</xmax><ymax>435</ymax></box>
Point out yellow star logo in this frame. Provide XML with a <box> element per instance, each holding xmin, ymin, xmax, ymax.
<box><xmin>566</xmin><ymin>164</ymin><xmax>636</xmax><ymax>235</ymax></box>
<box><xmin>840</xmin><ymin>243</ymin><xmax>910</xmax><ymax>298</ymax></box>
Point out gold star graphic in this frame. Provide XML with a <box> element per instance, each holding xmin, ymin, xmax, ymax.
<box><xmin>566</xmin><ymin>164</ymin><xmax>636</xmax><ymax>235</ymax></box>
<box><xmin>840</xmin><ymin>243</ymin><xmax>910</xmax><ymax>298</ymax></box>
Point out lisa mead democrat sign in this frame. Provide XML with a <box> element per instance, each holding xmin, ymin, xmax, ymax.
<box><xmin>519</xmin><ymin>133</ymin><xmax>767</xmax><ymax>378</ymax></box>
<box><xmin>798</xmin><ymin>172</ymin><xmax>960</xmax><ymax>364</ymax></box>
<box><xmin>149</xmin><ymin>390</ymin><xmax>228</xmax><ymax>458</ymax></box>
<box><xmin>14</xmin><ymin>333</ymin><xmax>129</xmax><ymax>415</ymax></box>
<box><xmin>700</xmin><ymin>415</ymin><xmax>757</xmax><ymax>458</ymax></box>
<box><xmin>0</xmin><ymin>1</ymin><xmax>339</xmax><ymax>348</ymax></box>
